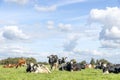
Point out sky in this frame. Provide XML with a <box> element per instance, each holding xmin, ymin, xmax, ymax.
<box><xmin>0</xmin><ymin>0</ymin><xmax>120</xmax><ymax>63</ymax></box>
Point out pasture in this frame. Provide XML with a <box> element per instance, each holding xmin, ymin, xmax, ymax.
<box><xmin>0</xmin><ymin>66</ymin><xmax>120</xmax><ymax>80</ymax></box>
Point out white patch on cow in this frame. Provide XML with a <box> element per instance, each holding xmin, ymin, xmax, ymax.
<box><xmin>33</xmin><ymin>64</ymin><xmax>51</xmax><ymax>73</ymax></box>
<box><xmin>103</xmin><ymin>63</ymin><xmax>107</xmax><ymax>67</ymax></box>
<box><xmin>103</xmin><ymin>70</ymin><xmax>109</xmax><ymax>74</ymax></box>
<box><xmin>88</xmin><ymin>64</ymin><xmax>92</xmax><ymax>68</ymax></box>
<box><xmin>30</xmin><ymin>63</ymin><xmax>34</xmax><ymax>66</ymax></box>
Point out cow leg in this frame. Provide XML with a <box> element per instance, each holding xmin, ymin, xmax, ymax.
<box><xmin>16</xmin><ymin>64</ymin><xmax>19</xmax><ymax>68</ymax></box>
<box><xmin>50</xmin><ymin>65</ymin><xmax>53</xmax><ymax>70</ymax></box>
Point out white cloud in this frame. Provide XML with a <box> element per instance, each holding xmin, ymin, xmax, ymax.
<box><xmin>47</xmin><ymin>21</ymin><xmax>54</xmax><ymax>30</ymax></box>
<box><xmin>34</xmin><ymin>5</ymin><xmax>57</xmax><ymax>12</ymax></box>
<box><xmin>57</xmin><ymin>0</ymin><xmax>86</xmax><ymax>7</ymax></box>
<box><xmin>72</xmin><ymin>49</ymin><xmax>120</xmax><ymax>63</ymax></box>
<box><xmin>74</xmin><ymin>49</ymin><xmax>105</xmax><ymax>56</ymax></box>
<box><xmin>34</xmin><ymin>0</ymin><xmax>85</xmax><ymax>12</ymax></box>
<box><xmin>63</xmin><ymin>34</ymin><xmax>79</xmax><ymax>51</ymax></box>
<box><xmin>0</xmin><ymin>45</ymin><xmax>35</xmax><ymax>60</ymax></box>
<box><xmin>1</xmin><ymin>45</ymin><xmax>30</xmax><ymax>54</ymax></box>
<box><xmin>89</xmin><ymin>7</ymin><xmax>120</xmax><ymax>48</ymax></box>
<box><xmin>100</xmin><ymin>27</ymin><xmax>120</xmax><ymax>40</ymax></box>
<box><xmin>4</xmin><ymin>0</ymin><xmax>29</xmax><ymax>5</ymax></box>
<box><xmin>58</xmin><ymin>23</ymin><xmax>72</xmax><ymax>32</ymax></box>
<box><xmin>46</xmin><ymin>21</ymin><xmax>72</xmax><ymax>32</ymax></box>
<box><xmin>1</xmin><ymin>26</ymin><xmax>29</xmax><ymax>41</ymax></box>
<box><xmin>100</xmin><ymin>40</ymin><xmax>120</xmax><ymax>48</ymax></box>
<box><xmin>89</xmin><ymin>7</ymin><xmax>120</xmax><ymax>27</ymax></box>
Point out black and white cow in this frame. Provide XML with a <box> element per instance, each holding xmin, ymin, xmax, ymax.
<box><xmin>58</xmin><ymin>57</ymin><xmax>67</xmax><ymax>65</ymax></box>
<box><xmin>58</xmin><ymin>57</ymin><xmax>67</xmax><ymax>69</ymax></box>
<box><xmin>47</xmin><ymin>55</ymin><xmax>58</xmax><ymax>70</ymax></box>
<box><xmin>95</xmin><ymin>62</ymin><xmax>107</xmax><ymax>69</ymax></box>
<box><xmin>59</xmin><ymin>62</ymin><xmax>71</xmax><ymax>71</ymax></box>
<box><xmin>26</xmin><ymin>63</ymin><xmax>51</xmax><ymax>73</ymax></box>
<box><xmin>26</xmin><ymin>63</ymin><xmax>34</xmax><ymax>72</ymax></box>
<box><xmin>103</xmin><ymin>64</ymin><xmax>120</xmax><ymax>74</ymax></box>
<box><xmin>59</xmin><ymin>61</ymin><xmax>85</xmax><ymax>71</ymax></box>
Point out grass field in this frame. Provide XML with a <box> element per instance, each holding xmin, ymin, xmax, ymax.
<box><xmin>0</xmin><ymin>66</ymin><xmax>120</xmax><ymax>80</ymax></box>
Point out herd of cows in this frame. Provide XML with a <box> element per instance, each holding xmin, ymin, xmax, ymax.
<box><xmin>2</xmin><ymin>55</ymin><xmax>120</xmax><ymax>74</ymax></box>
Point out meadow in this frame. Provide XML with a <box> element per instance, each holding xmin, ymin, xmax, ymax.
<box><xmin>0</xmin><ymin>66</ymin><xmax>120</xmax><ymax>80</ymax></box>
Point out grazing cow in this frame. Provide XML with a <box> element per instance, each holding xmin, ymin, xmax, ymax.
<box><xmin>16</xmin><ymin>58</ymin><xmax>26</xmax><ymax>68</ymax></box>
<box><xmin>26</xmin><ymin>63</ymin><xmax>51</xmax><ymax>73</ymax></box>
<box><xmin>47</xmin><ymin>55</ymin><xmax>58</xmax><ymax>70</ymax></box>
<box><xmin>103</xmin><ymin>64</ymin><xmax>120</xmax><ymax>74</ymax></box>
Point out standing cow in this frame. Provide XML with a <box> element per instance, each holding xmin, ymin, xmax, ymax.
<box><xmin>47</xmin><ymin>55</ymin><xmax>58</xmax><ymax>70</ymax></box>
<box><xmin>16</xmin><ymin>58</ymin><xmax>26</xmax><ymax>68</ymax></box>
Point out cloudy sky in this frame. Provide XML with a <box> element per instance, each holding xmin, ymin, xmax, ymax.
<box><xmin>0</xmin><ymin>0</ymin><xmax>120</xmax><ymax>63</ymax></box>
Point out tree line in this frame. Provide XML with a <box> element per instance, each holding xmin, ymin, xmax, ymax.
<box><xmin>0</xmin><ymin>57</ymin><xmax>49</xmax><ymax>65</ymax></box>
<box><xmin>0</xmin><ymin>57</ymin><xmax>111</xmax><ymax>65</ymax></box>
<box><xmin>79</xmin><ymin>58</ymin><xmax>111</xmax><ymax>65</ymax></box>
<box><xmin>0</xmin><ymin>57</ymin><xmax>37</xmax><ymax>65</ymax></box>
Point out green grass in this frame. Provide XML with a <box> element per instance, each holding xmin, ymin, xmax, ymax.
<box><xmin>0</xmin><ymin>66</ymin><xmax>120</xmax><ymax>80</ymax></box>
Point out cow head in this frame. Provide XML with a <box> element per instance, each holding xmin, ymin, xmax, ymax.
<box><xmin>58</xmin><ymin>57</ymin><xmax>67</xmax><ymax>65</ymax></box>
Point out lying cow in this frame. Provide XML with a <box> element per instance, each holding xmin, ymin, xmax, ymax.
<box><xmin>103</xmin><ymin>64</ymin><xmax>120</xmax><ymax>74</ymax></box>
<box><xmin>59</xmin><ymin>61</ymin><xmax>85</xmax><ymax>71</ymax></box>
<box><xmin>85</xmin><ymin>64</ymin><xmax>95</xmax><ymax>69</ymax></box>
<box><xmin>26</xmin><ymin>63</ymin><xmax>51</xmax><ymax>73</ymax></box>
<box><xmin>95</xmin><ymin>62</ymin><xmax>106</xmax><ymax>69</ymax></box>
<box><xmin>47</xmin><ymin>55</ymin><xmax>58</xmax><ymax>70</ymax></box>
<box><xmin>3</xmin><ymin>64</ymin><xmax>16</xmax><ymax>68</ymax></box>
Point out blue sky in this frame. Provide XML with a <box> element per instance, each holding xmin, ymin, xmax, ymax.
<box><xmin>0</xmin><ymin>0</ymin><xmax>120</xmax><ymax>63</ymax></box>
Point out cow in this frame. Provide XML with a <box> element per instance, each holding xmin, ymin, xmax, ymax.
<box><xmin>95</xmin><ymin>62</ymin><xmax>107</xmax><ymax>69</ymax></box>
<box><xmin>16</xmin><ymin>58</ymin><xmax>26</xmax><ymax>68</ymax></box>
<box><xmin>26</xmin><ymin>63</ymin><xmax>51</xmax><ymax>73</ymax></box>
<box><xmin>59</xmin><ymin>60</ymin><xmax>85</xmax><ymax>71</ymax></box>
<box><xmin>59</xmin><ymin>62</ymin><xmax>72</xmax><ymax>71</ymax></box>
<box><xmin>58</xmin><ymin>57</ymin><xmax>67</xmax><ymax>65</ymax></box>
<box><xmin>103</xmin><ymin>64</ymin><xmax>120</xmax><ymax>74</ymax></box>
<box><xmin>26</xmin><ymin>63</ymin><xmax>34</xmax><ymax>72</ymax></box>
<box><xmin>85</xmin><ymin>64</ymin><xmax>95</xmax><ymax>69</ymax></box>
<box><xmin>47</xmin><ymin>55</ymin><xmax>58</xmax><ymax>70</ymax></box>
<box><xmin>3</xmin><ymin>64</ymin><xmax>16</xmax><ymax>68</ymax></box>
<box><xmin>58</xmin><ymin>57</ymin><xmax>67</xmax><ymax>69</ymax></box>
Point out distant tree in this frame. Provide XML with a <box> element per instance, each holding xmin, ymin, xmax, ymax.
<box><xmin>26</xmin><ymin>57</ymin><xmax>37</xmax><ymax>63</ymax></box>
<box><xmin>79</xmin><ymin>60</ymin><xmax>86</xmax><ymax>65</ymax></box>
<box><xmin>90</xmin><ymin>58</ymin><xmax>95</xmax><ymax>65</ymax></box>
<box><xmin>98</xmin><ymin>59</ymin><xmax>110</xmax><ymax>64</ymax></box>
<box><xmin>0</xmin><ymin>57</ymin><xmax>37</xmax><ymax>65</ymax></box>
<box><xmin>95</xmin><ymin>59</ymin><xmax>112</xmax><ymax>65</ymax></box>
<box><xmin>37</xmin><ymin>62</ymin><xmax>48</xmax><ymax>65</ymax></box>
<box><xmin>70</xmin><ymin>59</ymin><xmax>77</xmax><ymax>63</ymax></box>
<box><xmin>96</xmin><ymin>59</ymin><xmax>99</xmax><ymax>65</ymax></box>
